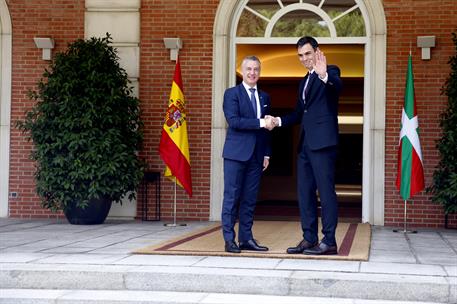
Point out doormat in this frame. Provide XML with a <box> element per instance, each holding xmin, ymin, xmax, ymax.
<box><xmin>133</xmin><ymin>221</ymin><xmax>371</xmax><ymax>261</ymax></box>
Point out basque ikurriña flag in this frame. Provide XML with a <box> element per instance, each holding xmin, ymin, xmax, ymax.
<box><xmin>396</xmin><ymin>54</ymin><xmax>425</xmax><ymax>200</ymax></box>
<box><xmin>159</xmin><ymin>58</ymin><xmax>192</xmax><ymax>196</ymax></box>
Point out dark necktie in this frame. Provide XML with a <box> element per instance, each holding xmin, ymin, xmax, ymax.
<box><xmin>302</xmin><ymin>73</ymin><xmax>311</xmax><ymax>103</ymax></box>
<box><xmin>249</xmin><ymin>88</ymin><xmax>257</xmax><ymax>116</ymax></box>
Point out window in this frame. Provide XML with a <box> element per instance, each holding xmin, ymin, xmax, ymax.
<box><xmin>236</xmin><ymin>0</ymin><xmax>365</xmax><ymax>38</ymax></box>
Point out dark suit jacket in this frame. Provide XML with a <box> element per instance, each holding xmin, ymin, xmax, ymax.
<box><xmin>222</xmin><ymin>83</ymin><xmax>272</xmax><ymax>162</ymax></box>
<box><xmin>281</xmin><ymin>65</ymin><xmax>342</xmax><ymax>151</ymax></box>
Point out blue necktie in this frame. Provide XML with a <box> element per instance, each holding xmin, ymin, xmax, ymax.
<box><xmin>249</xmin><ymin>88</ymin><xmax>257</xmax><ymax>116</ymax></box>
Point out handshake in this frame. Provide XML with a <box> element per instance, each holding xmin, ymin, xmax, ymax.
<box><xmin>264</xmin><ymin>115</ymin><xmax>279</xmax><ymax>131</ymax></box>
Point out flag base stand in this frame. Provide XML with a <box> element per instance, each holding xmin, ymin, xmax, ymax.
<box><xmin>393</xmin><ymin>199</ymin><xmax>418</xmax><ymax>234</ymax></box>
<box><xmin>164</xmin><ymin>223</ymin><xmax>187</xmax><ymax>227</ymax></box>
<box><xmin>163</xmin><ymin>182</ymin><xmax>187</xmax><ymax>227</ymax></box>
<box><xmin>393</xmin><ymin>229</ymin><xmax>417</xmax><ymax>233</ymax></box>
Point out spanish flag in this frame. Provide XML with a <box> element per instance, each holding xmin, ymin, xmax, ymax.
<box><xmin>159</xmin><ymin>58</ymin><xmax>192</xmax><ymax>196</ymax></box>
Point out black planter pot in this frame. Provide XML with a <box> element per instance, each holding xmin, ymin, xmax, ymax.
<box><xmin>64</xmin><ymin>197</ymin><xmax>112</xmax><ymax>225</ymax></box>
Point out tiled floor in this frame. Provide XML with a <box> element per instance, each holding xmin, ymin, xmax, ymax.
<box><xmin>0</xmin><ymin>219</ymin><xmax>455</xmax><ymax>274</ymax></box>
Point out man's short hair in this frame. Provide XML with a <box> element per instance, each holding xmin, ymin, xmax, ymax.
<box><xmin>242</xmin><ymin>55</ymin><xmax>261</xmax><ymax>66</ymax></box>
<box><xmin>296</xmin><ymin>36</ymin><xmax>319</xmax><ymax>50</ymax></box>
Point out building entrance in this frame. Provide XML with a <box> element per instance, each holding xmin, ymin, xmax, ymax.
<box><xmin>235</xmin><ymin>44</ymin><xmax>364</xmax><ymax>222</ymax></box>
<box><xmin>255</xmin><ymin>77</ymin><xmax>364</xmax><ymax>222</ymax></box>
<box><xmin>211</xmin><ymin>0</ymin><xmax>387</xmax><ymax>225</ymax></box>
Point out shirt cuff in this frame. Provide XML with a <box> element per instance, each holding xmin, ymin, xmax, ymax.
<box><xmin>277</xmin><ymin>117</ymin><xmax>282</xmax><ymax>127</ymax></box>
<box><xmin>318</xmin><ymin>72</ymin><xmax>328</xmax><ymax>83</ymax></box>
<box><xmin>259</xmin><ymin>118</ymin><xmax>265</xmax><ymax>128</ymax></box>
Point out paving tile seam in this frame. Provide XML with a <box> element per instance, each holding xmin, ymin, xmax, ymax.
<box><xmin>0</xmin><ymin>222</ymin><xmax>54</xmax><ymax>232</ymax></box>
<box><xmin>1</xmin><ymin>258</ymin><xmax>452</xmax><ymax>278</ymax></box>
<box><xmin>6</xmin><ymin>262</ymin><xmax>440</xmax><ymax>277</ymax></box>
<box><xmin>2</xmin><ymin>241</ymin><xmax>46</xmax><ymax>249</ymax></box>
<box><xmin>89</xmin><ymin>229</ymin><xmax>168</xmax><ymax>242</ymax></box>
<box><xmin>443</xmin><ymin>267</ymin><xmax>456</xmax><ymax>277</ymax></box>
<box><xmin>404</xmin><ymin>233</ymin><xmax>421</xmax><ymax>264</ymax></box>
<box><xmin>57</xmin><ymin>230</ymin><xmax>162</xmax><ymax>253</ymax></box>
<box><xmin>24</xmin><ymin>254</ymin><xmax>57</xmax><ymax>263</ymax></box>
<box><xmin>1</xmin><ymin>264</ymin><xmax>453</xmax><ymax>280</ymax></box>
<box><xmin>439</xmin><ymin>231</ymin><xmax>457</xmax><ymax>255</ymax></box>
<box><xmin>0</xmin><ymin>289</ymin><xmax>449</xmax><ymax>304</ymax></box>
<box><xmin>188</xmin><ymin>257</ymin><xmax>214</xmax><ymax>267</ymax></box>
<box><xmin>0</xmin><ymin>284</ymin><xmax>453</xmax><ymax>303</ymax></box>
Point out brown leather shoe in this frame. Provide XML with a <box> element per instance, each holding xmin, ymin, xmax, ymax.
<box><xmin>225</xmin><ymin>241</ymin><xmax>241</xmax><ymax>253</ymax></box>
<box><xmin>303</xmin><ymin>242</ymin><xmax>338</xmax><ymax>255</ymax></box>
<box><xmin>239</xmin><ymin>239</ymin><xmax>269</xmax><ymax>251</ymax></box>
<box><xmin>286</xmin><ymin>239</ymin><xmax>317</xmax><ymax>254</ymax></box>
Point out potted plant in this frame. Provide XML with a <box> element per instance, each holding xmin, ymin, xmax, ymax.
<box><xmin>428</xmin><ymin>30</ymin><xmax>457</xmax><ymax>226</ymax></box>
<box><xmin>17</xmin><ymin>34</ymin><xmax>144</xmax><ymax>224</ymax></box>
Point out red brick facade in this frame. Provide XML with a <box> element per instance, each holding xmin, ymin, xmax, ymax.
<box><xmin>383</xmin><ymin>0</ymin><xmax>457</xmax><ymax>227</ymax></box>
<box><xmin>5</xmin><ymin>0</ymin><xmax>457</xmax><ymax>227</ymax></box>
<box><xmin>7</xmin><ymin>0</ymin><xmax>85</xmax><ymax>218</ymax></box>
<box><xmin>138</xmin><ymin>1</ymin><xmax>219</xmax><ymax>220</ymax></box>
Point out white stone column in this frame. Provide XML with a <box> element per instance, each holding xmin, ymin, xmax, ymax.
<box><xmin>0</xmin><ymin>0</ymin><xmax>12</xmax><ymax>217</ymax></box>
<box><xmin>360</xmin><ymin>0</ymin><xmax>387</xmax><ymax>225</ymax></box>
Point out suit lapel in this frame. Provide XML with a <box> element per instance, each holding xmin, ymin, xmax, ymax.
<box><xmin>258</xmin><ymin>91</ymin><xmax>265</xmax><ymax>116</ymax></box>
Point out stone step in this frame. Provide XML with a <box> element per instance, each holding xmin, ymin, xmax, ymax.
<box><xmin>1</xmin><ymin>263</ymin><xmax>455</xmax><ymax>303</ymax></box>
<box><xmin>0</xmin><ymin>289</ymin><xmax>448</xmax><ymax>304</ymax></box>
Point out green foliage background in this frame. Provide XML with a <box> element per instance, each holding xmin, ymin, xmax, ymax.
<box><xmin>428</xmin><ymin>31</ymin><xmax>457</xmax><ymax>214</ymax></box>
<box><xmin>18</xmin><ymin>35</ymin><xmax>144</xmax><ymax>212</ymax></box>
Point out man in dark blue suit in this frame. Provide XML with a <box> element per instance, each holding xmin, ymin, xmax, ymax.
<box><xmin>270</xmin><ymin>36</ymin><xmax>342</xmax><ymax>255</ymax></box>
<box><xmin>221</xmin><ymin>55</ymin><xmax>273</xmax><ymax>253</ymax></box>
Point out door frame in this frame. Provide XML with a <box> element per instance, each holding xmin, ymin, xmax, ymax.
<box><xmin>0</xmin><ymin>0</ymin><xmax>12</xmax><ymax>217</ymax></box>
<box><xmin>210</xmin><ymin>0</ymin><xmax>386</xmax><ymax>225</ymax></box>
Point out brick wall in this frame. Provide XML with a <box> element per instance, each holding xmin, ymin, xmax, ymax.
<box><xmin>8</xmin><ymin>0</ymin><xmax>85</xmax><ymax>219</ymax></box>
<box><xmin>7</xmin><ymin>0</ymin><xmax>457</xmax><ymax>227</ymax></box>
<box><xmin>383</xmin><ymin>0</ymin><xmax>457</xmax><ymax>227</ymax></box>
<box><xmin>137</xmin><ymin>1</ymin><xmax>219</xmax><ymax>220</ymax></box>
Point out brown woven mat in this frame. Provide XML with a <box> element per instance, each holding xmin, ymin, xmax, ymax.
<box><xmin>134</xmin><ymin>221</ymin><xmax>371</xmax><ymax>261</ymax></box>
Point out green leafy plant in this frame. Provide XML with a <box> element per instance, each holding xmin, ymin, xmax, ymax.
<box><xmin>17</xmin><ymin>34</ymin><xmax>144</xmax><ymax>212</ymax></box>
<box><xmin>428</xmin><ymin>30</ymin><xmax>457</xmax><ymax>214</ymax></box>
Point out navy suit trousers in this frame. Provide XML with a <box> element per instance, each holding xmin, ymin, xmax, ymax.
<box><xmin>297</xmin><ymin>143</ymin><xmax>338</xmax><ymax>246</ymax></box>
<box><xmin>222</xmin><ymin>155</ymin><xmax>263</xmax><ymax>242</ymax></box>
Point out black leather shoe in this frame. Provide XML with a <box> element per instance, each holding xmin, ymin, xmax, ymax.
<box><xmin>239</xmin><ymin>239</ymin><xmax>269</xmax><ymax>251</ymax></box>
<box><xmin>286</xmin><ymin>239</ymin><xmax>318</xmax><ymax>254</ymax></box>
<box><xmin>225</xmin><ymin>241</ymin><xmax>241</xmax><ymax>253</ymax></box>
<box><xmin>303</xmin><ymin>242</ymin><xmax>338</xmax><ymax>255</ymax></box>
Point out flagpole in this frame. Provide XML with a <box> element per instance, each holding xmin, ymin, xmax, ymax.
<box><xmin>159</xmin><ymin>55</ymin><xmax>192</xmax><ymax>227</ymax></box>
<box><xmin>393</xmin><ymin>199</ymin><xmax>417</xmax><ymax>234</ymax></box>
<box><xmin>394</xmin><ymin>53</ymin><xmax>423</xmax><ymax>234</ymax></box>
<box><xmin>172</xmin><ymin>181</ymin><xmax>177</xmax><ymax>225</ymax></box>
<box><xmin>164</xmin><ymin>180</ymin><xmax>186</xmax><ymax>227</ymax></box>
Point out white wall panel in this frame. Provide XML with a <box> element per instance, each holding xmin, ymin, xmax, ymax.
<box><xmin>115</xmin><ymin>46</ymin><xmax>139</xmax><ymax>78</ymax></box>
<box><xmin>85</xmin><ymin>12</ymin><xmax>140</xmax><ymax>43</ymax></box>
<box><xmin>85</xmin><ymin>0</ymin><xmax>141</xmax><ymax>219</ymax></box>
<box><xmin>86</xmin><ymin>0</ymin><xmax>140</xmax><ymax>10</ymax></box>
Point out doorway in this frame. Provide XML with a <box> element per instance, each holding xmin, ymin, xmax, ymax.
<box><xmin>211</xmin><ymin>0</ymin><xmax>387</xmax><ymax>225</ymax></box>
<box><xmin>234</xmin><ymin>43</ymin><xmax>364</xmax><ymax>222</ymax></box>
<box><xmin>255</xmin><ymin>78</ymin><xmax>364</xmax><ymax>222</ymax></box>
